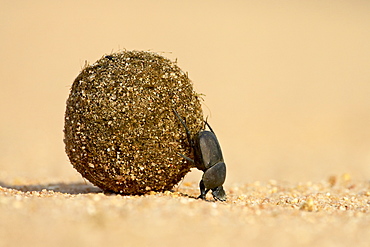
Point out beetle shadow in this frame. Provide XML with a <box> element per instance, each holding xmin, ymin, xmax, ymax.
<box><xmin>0</xmin><ymin>180</ymin><xmax>103</xmax><ymax>194</ymax></box>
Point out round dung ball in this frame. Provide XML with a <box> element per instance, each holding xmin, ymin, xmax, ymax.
<box><xmin>64</xmin><ymin>50</ymin><xmax>204</xmax><ymax>194</ymax></box>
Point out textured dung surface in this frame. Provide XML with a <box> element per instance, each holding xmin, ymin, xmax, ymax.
<box><xmin>64</xmin><ymin>51</ymin><xmax>204</xmax><ymax>194</ymax></box>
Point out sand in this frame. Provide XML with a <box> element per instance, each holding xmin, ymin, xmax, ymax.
<box><xmin>1</xmin><ymin>174</ymin><xmax>370</xmax><ymax>247</ymax></box>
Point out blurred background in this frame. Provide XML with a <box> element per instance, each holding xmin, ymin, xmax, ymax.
<box><xmin>0</xmin><ymin>0</ymin><xmax>369</xmax><ymax>186</ymax></box>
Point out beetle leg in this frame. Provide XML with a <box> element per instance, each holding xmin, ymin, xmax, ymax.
<box><xmin>177</xmin><ymin>152</ymin><xmax>194</xmax><ymax>164</ymax></box>
<box><xmin>198</xmin><ymin>180</ymin><xmax>210</xmax><ymax>200</ymax></box>
<box><xmin>204</xmin><ymin>121</ymin><xmax>215</xmax><ymax>134</ymax></box>
<box><xmin>173</xmin><ymin>109</ymin><xmax>194</xmax><ymax>147</ymax></box>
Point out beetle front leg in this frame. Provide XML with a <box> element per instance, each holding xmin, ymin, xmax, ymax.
<box><xmin>198</xmin><ymin>180</ymin><xmax>210</xmax><ymax>200</ymax></box>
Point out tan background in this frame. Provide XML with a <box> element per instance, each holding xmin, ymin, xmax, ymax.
<box><xmin>1</xmin><ymin>0</ymin><xmax>369</xmax><ymax>184</ymax></box>
<box><xmin>1</xmin><ymin>1</ymin><xmax>370</xmax><ymax>246</ymax></box>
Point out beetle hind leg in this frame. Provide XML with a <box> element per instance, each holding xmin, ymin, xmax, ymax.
<box><xmin>177</xmin><ymin>152</ymin><xmax>194</xmax><ymax>163</ymax></box>
<box><xmin>204</xmin><ymin>121</ymin><xmax>215</xmax><ymax>134</ymax></box>
<box><xmin>173</xmin><ymin>109</ymin><xmax>194</xmax><ymax>147</ymax></box>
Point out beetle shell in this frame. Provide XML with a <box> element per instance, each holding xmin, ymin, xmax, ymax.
<box><xmin>194</xmin><ymin>131</ymin><xmax>224</xmax><ymax>171</ymax></box>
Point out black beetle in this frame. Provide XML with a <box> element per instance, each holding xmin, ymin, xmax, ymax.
<box><xmin>173</xmin><ymin>110</ymin><xmax>227</xmax><ymax>201</ymax></box>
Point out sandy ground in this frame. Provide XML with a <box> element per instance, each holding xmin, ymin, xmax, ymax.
<box><xmin>1</xmin><ymin>1</ymin><xmax>370</xmax><ymax>246</ymax></box>
<box><xmin>1</xmin><ymin>175</ymin><xmax>370</xmax><ymax>247</ymax></box>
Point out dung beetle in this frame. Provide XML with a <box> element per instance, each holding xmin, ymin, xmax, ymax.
<box><xmin>173</xmin><ymin>110</ymin><xmax>227</xmax><ymax>201</ymax></box>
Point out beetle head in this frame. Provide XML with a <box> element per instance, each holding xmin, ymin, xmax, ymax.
<box><xmin>212</xmin><ymin>186</ymin><xmax>226</xmax><ymax>201</ymax></box>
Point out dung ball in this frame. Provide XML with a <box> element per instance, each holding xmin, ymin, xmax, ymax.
<box><xmin>64</xmin><ymin>50</ymin><xmax>204</xmax><ymax>194</ymax></box>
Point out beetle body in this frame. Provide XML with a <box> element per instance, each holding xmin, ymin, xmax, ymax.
<box><xmin>174</xmin><ymin>110</ymin><xmax>226</xmax><ymax>201</ymax></box>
